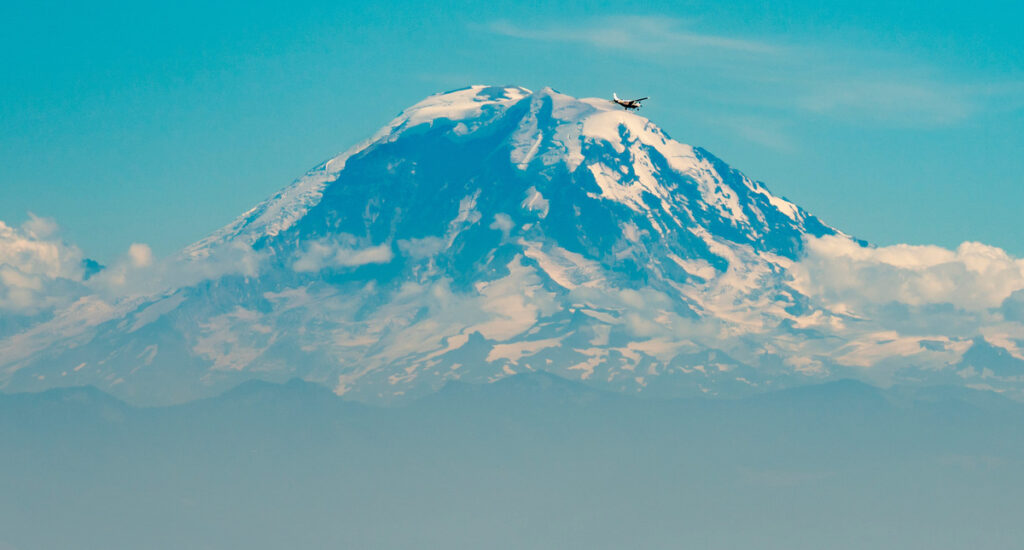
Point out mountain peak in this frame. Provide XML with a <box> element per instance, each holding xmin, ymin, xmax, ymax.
<box><xmin>390</xmin><ymin>85</ymin><xmax>533</xmax><ymax>132</ymax></box>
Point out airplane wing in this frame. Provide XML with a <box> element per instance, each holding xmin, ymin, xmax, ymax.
<box><xmin>636</xmin><ymin>97</ymin><xmax>649</xmax><ymax>102</ymax></box>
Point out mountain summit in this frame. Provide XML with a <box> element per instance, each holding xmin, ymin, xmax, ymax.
<box><xmin>3</xmin><ymin>86</ymin><xmax>1016</xmax><ymax>404</ymax></box>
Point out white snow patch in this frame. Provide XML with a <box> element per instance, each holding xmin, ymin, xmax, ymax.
<box><xmin>667</xmin><ymin>253</ymin><xmax>717</xmax><ymax>280</ymax></box>
<box><xmin>137</xmin><ymin>344</ymin><xmax>158</xmax><ymax>366</ymax></box>
<box><xmin>521</xmin><ymin>187</ymin><xmax>550</xmax><ymax>218</ymax></box>
<box><xmin>519</xmin><ymin>240</ymin><xmax>604</xmax><ymax>291</ymax></box>
<box><xmin>568</xmin><ymin>348</ymin><xmax>608</xmax><ymax>380</ymax></box>
<box><xmin>490</xmin><ymin>213</ymin><xmax>514</xmax><ymax>239</ymax></box>
<box><xmin>129</xmin><ymin>293</ymin><xmax>186</xmax><ymax>332</ymax></box>
<box><xmin>486</xmin><ymin>337</ymin><xmax>564</xmax><ymax>363</ymax></box>
<box><xmin>192</xmin><ymin>307</ymin><xmax>276</xmax><ymax>371</ymax></box>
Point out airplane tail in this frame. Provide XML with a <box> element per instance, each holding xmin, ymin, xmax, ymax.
<box><xmin>613</xmin><ymin>92</ymin><xmax>620</xmax><ymax>101</ymax></box>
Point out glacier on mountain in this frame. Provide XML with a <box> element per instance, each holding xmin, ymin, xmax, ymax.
<box><xmin>2</xmin><ymin>85</ymin><xmax>1023</xmax><ymax>404</ymax></box>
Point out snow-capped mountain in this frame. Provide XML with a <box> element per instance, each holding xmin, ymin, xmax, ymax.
<box><xmin>3</xmin><ymin>85</ymin><xmax>1021</xmax><ymax>404</ymax></box>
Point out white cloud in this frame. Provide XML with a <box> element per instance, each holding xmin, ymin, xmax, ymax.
<box><xmin>0</xmin><ymin>211</ymin><xmax>278</xmax><ymax>347</ymax></box>
<box><xmin>161</xmin><ymin>241</ymin><xmax>265</xmax><ymax>288</ymax></box>
<box><xmin>128</xmin><ymin>243</ymin><xmax>153</xmax><ymax>268</ymax></box>
<box><xmin>21</xmin><ymin>213</ymin><xmax>59</xmax><ymax>240</ymax></box>
<box><xmin>90</xmin><ymin>240</ymin><xmax>266</xmax><ymax>299</ymax></box>
<box><xmin>487</xmin><ymin>16</ymin><xmax>778</xmax><ymax>55</ymax></box>
<box><xmin>0</xmin><ymin>216</ymin><xmax>86</xmax><ymax>313</ymax></box>
<box><xmin>484</xmin><ymin>16</ymin><xmax>1021</xmax><ymax>128</ymax></box>
<box><xmin>489</xmin><ymin>213</ymin><xmax>514</xmax><ymax>239</ymax></box>
<box><xmin>796</xmin><ymin>79</ymin><xmax>976</xmax><ymax>126</ymax></box>
<box><xmin>397</xmin><ymin>236</ymin><xmax>446</xmax><ymax>259</ymax></box>
<box><xmin>792</xmin><ymin>235</ymin><xmax>1024</xmax><ymax>311</ymax></box>
<box><xmin>521</xmin><ymin>187</ymin><xmax>549</xmax><ymax>218</ymax></box>
<box><xmin>293</xmin><ymin>235</ymin><xmax>394</xmax><ymax>272</ymax></box>
<box><xmin>716</xmin><ymin>115</ymin><xmax>799</xmax><ymax>152</ymax></box>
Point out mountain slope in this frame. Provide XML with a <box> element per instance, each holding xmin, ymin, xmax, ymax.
<box><xmin>0</xmin><ymin>86</ymin><xmax>1012</xmax><ymax>404</ymax></box>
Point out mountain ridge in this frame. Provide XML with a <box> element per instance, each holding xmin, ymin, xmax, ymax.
<box><xmin>6</xmin><ymin>372</ymin><xmax>1024</xmax><ymax>416</ymax></box>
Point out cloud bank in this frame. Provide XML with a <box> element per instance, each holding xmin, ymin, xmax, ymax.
<box><xmin>0</xmin><ymin>215</ymin><xmax>87</xmax><ymax>313</ymax></box>
<box><xmin>0</xmin><ymin>216</ymin><xmax>266</xmax><ymax>321</ymax></box>
<box><xmin>788</xmin><ymin>235</ymin><xmax>1024</xmax><ymax>371</ymax></box>
<box><xmin>5</xmin><ymin>212</ymin><xmax>1024</xmax><ymax>395</ymax></box>
<box><xmin>793</xmin><ymin>235</ymin><xmax>1024</xmax><ymax>311</ymax></box>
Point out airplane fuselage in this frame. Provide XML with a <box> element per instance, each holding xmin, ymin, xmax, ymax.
<box><xmin>612</xmin><ymin>94</ymin><xmax>647</xmax><ymax>111</ymax></box>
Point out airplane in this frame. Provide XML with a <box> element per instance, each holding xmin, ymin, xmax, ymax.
<box><xmin>612</xmin><ymin>93</ymin><xmax>648</xmax><ymax>111</ymax></box>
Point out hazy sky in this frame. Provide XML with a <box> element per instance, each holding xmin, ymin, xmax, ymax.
<box><xmin>2</xmin><ymin>0</ymin><xmax>1022</xmax><ymax>262</ymax></box>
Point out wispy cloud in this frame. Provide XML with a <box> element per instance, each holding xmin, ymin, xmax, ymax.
<box><xmin>487</xmin><ymin>16</ymin><xmax>779</xmax><ymax>55</ymax></box>
<box><xmin>716</xmin><ymin>115</ymin><xmax>799</xmax><ymax>152</ymax></box>
<box><xmin>792</xmin><ymin>68</ymin><xmax>981</xmax><ymax>126</ymax></box>
<box><xmin>483</xmin><ymin>16</ymin><xmax>1022</xmax><ymax>130</ymax></box>
<box><xmin>292</xmin><ymin>235</ymin><xmax>394</xmax><ymax>272</ymax></box>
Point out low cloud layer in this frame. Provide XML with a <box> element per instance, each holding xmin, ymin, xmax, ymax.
<box><xmin>6</xmin><ymin>212</ymin><xmax>1024</xmax><ymax>395</ymax></box>
<box><xmin>788</xmin><ymin>235</ymin><xmax>1024</xmax><ymax>367</ymax></box>
<box><xmin>0</xmin><ymin>216</ymin><xmax>266</xmax><ymax>319</ymax></box>
<box><xmin>793</xmin><ymin>235</ymin><xmax>1024</xmax><ymax>311</ymax></box>
<box><xmin>93</xmin><ymin>240</ymin><xmax>265</xmax><ymax>298</ymax></box>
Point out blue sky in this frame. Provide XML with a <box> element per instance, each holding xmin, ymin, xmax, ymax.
<box><xmin>2</xmin><ymin>0</ymin><xmax>1022</xmax><ymax>262</ymax></box>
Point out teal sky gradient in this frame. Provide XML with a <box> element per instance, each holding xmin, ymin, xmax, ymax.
<box><xmin>2</xmin><ymin>0</ymin><xmax>1022</xmax><ymax>262</ymax></box>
